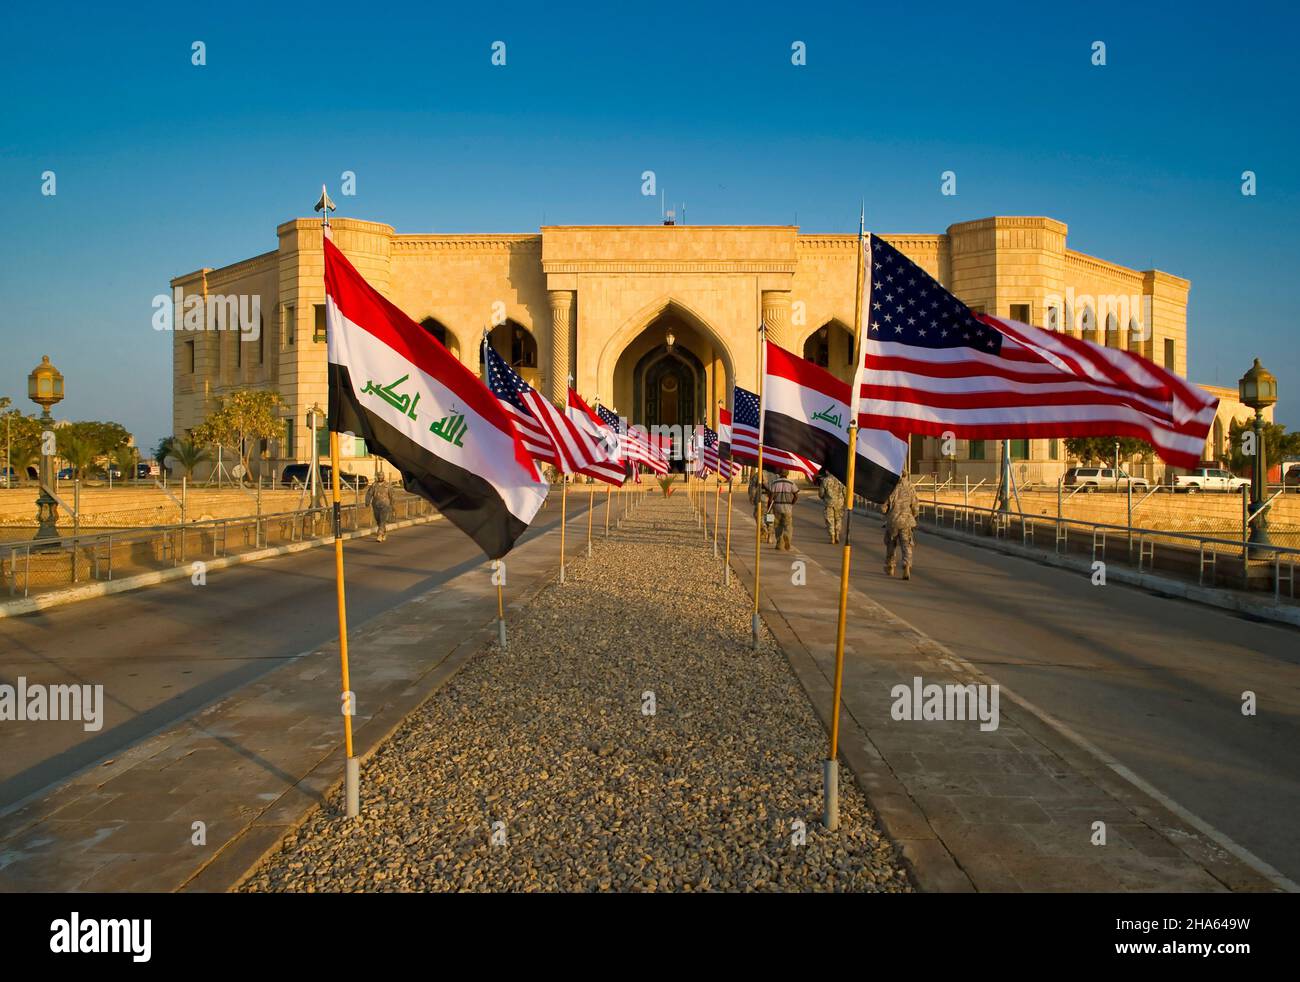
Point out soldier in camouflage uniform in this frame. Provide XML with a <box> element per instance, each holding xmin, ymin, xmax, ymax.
<box><xmin>365</xmin><ymin>474</ymin><xmax>396</xmax><ymax>542</ymax></box>
<box><xmin>880</xmin><ymin>473</ymin><xmax>919</xmax><ymax>579</ymax></box>
<box><xmin>766</xmin><ymin>470</ymin><xmax>800</xmax><ymax>551</ymax></box>
<box><xmin>818</xmin><ymin>469</ymin><xmax>846</xmax><ymax>544</ymax></box>
<box><xmin>748</xmin><ymin>470</ymin><xmax>773</xmax><ymax>543</ymax></box>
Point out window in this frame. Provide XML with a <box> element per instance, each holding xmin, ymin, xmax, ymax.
<box><xmin>258</xmin><ymin>314</ymin><xmax>265</xmax><ymax>364</ymax></box>
<box><xmin>1164</xmin><ymin>338</ymin><xmax>1176</xmax><ymax>370</ymax></box>
<box><xmin>313</xmin><ymin>304</ymin><xmax>327</xmax><ymax>343</ymax></box>
<box><xmin>284</xmin><ymin>305</ymin><xmax>296</xmax><ymax>346</ymax></box>
<box><xmin>511</xmin><ymin>327</ymin><xmax>537</xmax><ymax>368</ymax></box>
<box><xmin>910</xmin><ymin>434</ymin><xmax>926</xmax><ymax>470</ymax></box>
<box><xmin>1010</xmin><ymin>439</ymin><xmax>1030</xmax><ymax>460</ymax></box>
<box><xmin>1049</xmin><ymin>439</ymin><xmax>1060</xmax><ymax>460</ymax></box>
<box><xmin>1010</xmin><ymin>303</ymin><xmax>1031</xmax><ymax>324</ymax></box>
<box><xmin>235</xmin><ymin>330</ymin><xmax>242</xmax><ymax>368</ymax></box>
<box><xmin>185</xmin><ymin>339</ymin><xmax>195</xmax><ymax>374</ymax></box>
<box><xmin>283</xmin><ymin>418</ymin><xmax>295</xmax><ymax>458</ymax></box>
<box><xmin>1046</xmin><ymin>306</ymin><xmax>1060</xmax><ymax>332</ymax></box>
<box><xmin>969</xmin><ymin>439</ymin><xmax>986</xmax><ymax>461</ymax></box>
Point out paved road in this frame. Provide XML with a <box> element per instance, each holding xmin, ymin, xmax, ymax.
<box><xmin>740</xmin><ymin>494</ymin><xmax>1300</xmax><ymax>883</ymax></box>
<box><xmin>0</xmin><ymin>490</ymin><xmax>598</xmax><ymax>811</ymax></box>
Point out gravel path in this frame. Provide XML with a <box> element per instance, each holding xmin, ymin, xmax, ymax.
<box><xmin>242</xmin><ymin>490</ymin><xmax>911</xmax><ymax>892</ymax></box>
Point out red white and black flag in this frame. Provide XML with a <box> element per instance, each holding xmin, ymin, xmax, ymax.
<box><xmin>763</xmin><ymin>340</ymin><xmax>907</xmax><ymax>503</ymax></box>
<box><xmin>325</xmin><ymin>238</ymin><xmax>547</xmax><ymax>559</ymax></box>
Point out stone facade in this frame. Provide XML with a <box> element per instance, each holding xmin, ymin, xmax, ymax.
<box><xmin>171</xmin><ymin>215</ymin><xmax>1196</xmax><ymax>483</ymax></box>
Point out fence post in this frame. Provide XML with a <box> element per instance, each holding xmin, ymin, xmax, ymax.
<box><xmin>1127</xmin><ymin>478</ymin><xmax>1133</xmax><ymax>563</ymax></box>
<box><xmin>1241</xmin><ymin>484</ymin><xmax>1250</xmax><ymax>582</ymax></box>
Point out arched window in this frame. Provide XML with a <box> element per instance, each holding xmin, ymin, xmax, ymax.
<box><xmin>1105</xmin><ymin>311</ymin><xmax>1119</xmax><ymax>347</ymax></box>
<box><xmin>1128</xmin><ymin>316</ymin><xmax>1143</xmax><ymax>352</ymax></box>
<box><xmin>419</xmin><ymin>317</ymin><xmax>460</xmax><ymax>359</ymax></box>
<box><xmin>1080</xmin><ymin>304</ymin><xmax>1096</xmax><ymax>342</ymax></box>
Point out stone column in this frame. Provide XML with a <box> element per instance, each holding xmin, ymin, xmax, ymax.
<box><xmin>761</xmin><ymin>291</ymin><xmax>791</xmax><ymax>350</ymax></box>
<box><xmin>547</xmin><ymin>290</ymin><xmax>573</xmax><ymax>405</ymax></box>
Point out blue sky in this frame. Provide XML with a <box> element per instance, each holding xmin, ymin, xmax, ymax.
<box><xmin>1</xmin><ymin>0</ymin><xmax>1297</xmax><ymax>452</ymax></box>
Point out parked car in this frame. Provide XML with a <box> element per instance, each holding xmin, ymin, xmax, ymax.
<box><xmin>1174</xmin><ymin>467</ymin><xmax>1250</xmax><ymax>493</ymax></box>
<box><xmin>105</xmin><ymin>465</ymin><xmax>123</xmax><ymax>480</ymax></box>
<box><xmin>137</xmin><ymin>462</ymin><xmax>157</xmax><ymax>479</ymax></box>
<box><xmin>1063</xmin><ymin>466</ymin><xmax>1151</xmax><ymax>491</ymax></box>
<box><xmin>1284</xmin><ymin>464</ymin><xmax>1300</xmax><ymax>493</ymax></box>
<box><xmin>0</xmin><ymin>466</ymin><xmax>16</xmax><ymax>487</ymax></box>
<box><xmin>280</xmin><ymin>463</ymin><xmax>369</xmax><ymax>489</ymax></box>
<box><xmin>56</xmin><ymin>467</ymin><xmax>75</xmax><ymax>480</ymax></box>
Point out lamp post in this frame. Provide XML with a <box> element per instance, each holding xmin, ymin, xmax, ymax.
<box><xmin>1238</xmin><ymin>357</ymin><xmax>1278</xmax><ymax>553</ymax></box>
<box><xmin>28</xmin><ymin>355</ymin><xmax>65</xmax><ymax>541</ymax></box>
<box><xmin>306</xmin><ymin>403</ymin><xmax>325</xmax><ymax>507</ymax></box>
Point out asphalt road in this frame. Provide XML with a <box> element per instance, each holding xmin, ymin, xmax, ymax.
<box><xmin>760</xmin><ymin>494</ymin><xmax>1300</xmax><ymax>884</ymax></box>
<box><xmin>0</xmin><ymin>491</ymin><xmax>595</xmax><ymax>811</ymax></box>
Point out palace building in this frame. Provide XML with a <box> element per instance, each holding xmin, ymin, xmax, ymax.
<box><xmin>171</xmin><ymin>214</ymin><xmax>1240</xmax><ymax>484</ymax></box>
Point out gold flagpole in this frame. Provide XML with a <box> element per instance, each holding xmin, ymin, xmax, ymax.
<box><xmin>713</xmin><ymin>470</ymin><xmax>721</xmax><ymax>558</ymax></box>
<box><xmin>825</xmin><ymin>207</ymin><xmax>867</xmax><ymax>831</ymax></box>
<box><xmin>559</xmin><ymin>476</ymin><xmax>568</xmax><ymax>583</ymax></box>
<box><xmin>318</xmin><ymin>186</ymin><xmax>359</xmax><ymax>820</ymax></box>
<box><xmin>752</xmin><ymin>313</ymin><xmax>766</xmax><ymax>650</ymax></box>
<box><xmin>724</xmin><ymin>471</ymin><xmax>735</xmax><ymax>586</ymax></box>
<box><xmin>329</xmin><ymin>430</ymin><xmax>359</xmax><ymax>818</ymax></box>
<box><xmin>587</xmin><ymin>481</ymin><xmax>595</xmax><ymax>557</ymax></box>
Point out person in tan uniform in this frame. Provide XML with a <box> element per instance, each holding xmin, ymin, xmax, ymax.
<box><xmin>365</xmin><ymin>474</ymin><xmax>395</xmax><ymax>542</ymax></box>
<box><xmin>880</xmin><ymin>474</ymin><xmax>919</xmax><ymax>579</ymax></box>
<box><xmin>766</xmin><ymin>470</ymin><xmax>800</xmax><ymax>551</ymax></box>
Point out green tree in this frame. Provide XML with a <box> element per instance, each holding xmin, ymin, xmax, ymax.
<box><xmin>192</xmin><ymin>389</ymin><xmax>285</xmax><ymax>483</ymax></box>
<box><xmin>3</xmin><ymin>411</ymin><xmax>44</xmax><ymax>482</ymax></box>
<box><xmin>153</xmin><ymin>436</ymin><xmax>175</xmax><ymax>469</ymax></box>
<box><xmin>168</xmin><ymin>439</ymin><xmax>211</xmax><ymax>479</ymax></box>
<box><xmin>57</xmin><ymin>434</ymin><xmax>99</xmax><ymax>479</ymax></box>
<box><xmin>62</xmin><ymin>420</ymin><xmax>131</xmax><ymax>457</ymax></box>
<box><xmin>1226</xmin><ymin>418</ymin><xmax>1300</xmax><ymax>474</ymax></box>
<box><xmin>110</xmin><ymin>444</ymin><xmax>138</xmax><ymax>481</ymax></box>
<box><xmin>1064</xmin><ymin>436</ymin><xmax>1154</xmax><ymax>466</ymax></box>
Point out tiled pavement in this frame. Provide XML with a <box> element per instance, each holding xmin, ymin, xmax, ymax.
<box><xmin>724</xmin><ymin>500</ymin><xmax>1280</xmax><ymax>893</ymax></box>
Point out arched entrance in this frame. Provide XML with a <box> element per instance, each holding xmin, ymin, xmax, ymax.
<box><xmin>636</xmin><ymin>344</ymin><xmax>705</xmax><ymax>429</ymax></box>
<box><xmin>606</xmin><ymin>300</ymin><xmax>733</xmax><ymax>436</ymax></box>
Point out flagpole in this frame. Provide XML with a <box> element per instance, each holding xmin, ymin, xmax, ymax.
<box><xmin>713</xmin><ymin>470</ymin><xmax>721</xmax><ymax>558</ymax></box>
<box><xmin>752</xmin><ymin>316</ymin><xmax>766</xmax><ymax>650</ymax></box>
<box><xmin>722</xmin><ymin>473</ymin><xmax>733</xmax><ymax>587</ymax></box>
<box><xmin>605</xmin><ymin>482</ymin><xmax>612</xmax><ymax>536</ymax></box>
<box><xmin>587</xmin><ymin>481</ymin><xmax>595</xmax><ymax>557</ymax></box>
<box><xmin>317</xmin><ymin>187</ymin><xmax>359</xmax><ymax>820</ymax></box>
<box><xmin>824</xmin><ymin>206</ymin><xmax>867</xmax><ymax>832</ymax></box>
<box><xmin>559</xmin><ymin>475</ymin><xmax>568</xmax><ymax>583</ymax></box>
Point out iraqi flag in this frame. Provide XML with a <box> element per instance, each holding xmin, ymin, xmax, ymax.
<box><xmin>325</xmin><ymin>238</ymin><xmax>547</xmax><ymax>558</ymax></box>
<box><xmin>762</xmin><ymin>340</ymin><xmax>906</xmax><ymax>503</ymax></box>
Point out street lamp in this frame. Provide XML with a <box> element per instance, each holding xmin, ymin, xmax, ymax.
<box><xmin>1238</xmin><ymin>357</ymin><xmax>1278</xmax><ymax>552</ymax></box>
<box><xmin>28</xmin><ymin>355</ymin><xmax>65</xmax><ymax>541</ymax></box>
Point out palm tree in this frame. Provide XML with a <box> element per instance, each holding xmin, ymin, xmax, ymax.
<box><xmin>111</xmin><ymin>445</ymin><xmax>138</xmax><ymax>483</ymax></box>
<box><xmin>169</xmin><ymin>439</ymin><xmax>211</xmax><ymax>479</ymax></box>
<box><xmin>59</xmin><ymin>436</ymin><xmax>98</xmax><ymax>480</ymax></box>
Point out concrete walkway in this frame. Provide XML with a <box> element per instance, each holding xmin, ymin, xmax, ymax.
<box><xmin>724</xmin><ymin>497</ymin><xmax>1281</xmax><ymax>892</ymax></box>
<box><xmin>0</xmin><ymin>487</ymin><xmax>622</xmax><ymax>892</ymax></box>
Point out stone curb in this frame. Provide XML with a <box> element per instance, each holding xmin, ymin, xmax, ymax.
<box><xmin>0</xmin><ymin>514</ymin><xmax>442</xmax><ymax>621</ymax></box>
<box><xmin>916</xmin><ymin>520</ymin><xmax>1300</xmax><ymax>629</ymax></box>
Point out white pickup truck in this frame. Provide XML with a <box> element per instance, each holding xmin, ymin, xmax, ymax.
<box><xmin>1174</xmin><ymin>467</ymin><xmax>1250</xmax><ymax>492</ymax></box>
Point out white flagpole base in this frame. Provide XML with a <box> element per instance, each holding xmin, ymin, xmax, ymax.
<box><xmin>822</xmin><ymin>759</ymin><xmax>840</xmax><ymax>830</ymax></box>
<box><xmin>498</xmin><ymin>618</ymin><xmax>507</xmax><ymax>650</ymax></box>
<box><xmin>751</xmin><ymin>612</ymin><xmax>760</xmax><ymax>650</ymax></box>
<box><xmin>345</xmin><ymin>756</ymin><xmax>360</xmax><ymax>818</ymax></box>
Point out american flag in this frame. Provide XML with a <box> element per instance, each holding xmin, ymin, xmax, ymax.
<box><xmin>859</xmin><ymin>236</ymin><xmax>1216</xmax><ymax>468</ymax></box>
<box><xmin>731</xmin><ymin>384</ymin><xmax>819</xmax><ymax>479</ymax></box>
<box><xmin>594</xmin><ymin>403</ymin><xmax>668</xmax><ymax>474</ymax></box>
<box><xmin>698</xmin><ymin>425</ymin><xmax>719</xmax><ymax>476</ymax></box>
<box><xmin>483</xmin><ymin>341</ymin><xmax>621</xmax><ymax>482</ymax></box>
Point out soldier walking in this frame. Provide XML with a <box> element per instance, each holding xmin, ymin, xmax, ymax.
<box><xmin>818</xmin><ymin>469</ymin><xmax>846</xmax><ymax>544</ymax></box>
<box><xmin>365</xmin><ymin>473</ymin><xmax>395</xmax><ymax>542</ymax></box>
<box><xmin>766</xmin><ymin>469</ymin><xmax>800</xmax><ymax>552</ymax></box>
<box><xmin>881</xmin><ymin>473</ymin><xmax>919</xmax><ymax>579</ymax></box>
<box><xmin>748</xmin><ymin>470</ymin><xmax>773</xmax><ymax>543</ymax></box>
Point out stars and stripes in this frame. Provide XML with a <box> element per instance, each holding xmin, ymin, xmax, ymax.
<box><xmin>483</xmin><ymin>341</ymin><xmax>622</xmax><ymax>483</ymax></box>
<box><xmin>731</xmin><ymin>384</ymin><xmax>819</xmax><ymax>480</ymax></box>
<box><xmin>859</xmin><ymin>236</ymin><xmax>1217</xmax><ymax>469</ymax></box>
<box><xmin>566</xmin><ymin>390</ymin><xmax>626</xmax><ymax>485</ymax></box>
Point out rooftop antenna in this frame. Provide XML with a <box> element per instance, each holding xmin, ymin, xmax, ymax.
<box><xmin>681</xmin><ymin>202</ymin><xmax>687</xmax><ymax>225</ymax></box>
<box><xmin>660</xmin><ymin>188</ymin><xmax>665</xmax><ymax>221</ymax></box>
